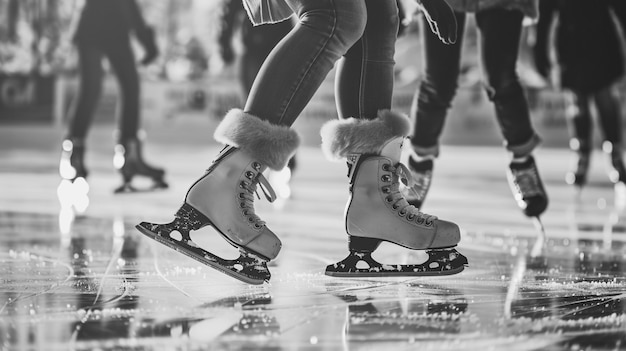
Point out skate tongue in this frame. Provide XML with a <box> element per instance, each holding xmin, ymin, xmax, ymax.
<box><xmin>395</xmin><ymin>163</ymin><xmax>414</xmax><ymax>187</ymax></box>
<box><xmin>379</xmin><ymin>137</ymin><xmax>404</xmax><ymax>161</ymax></box>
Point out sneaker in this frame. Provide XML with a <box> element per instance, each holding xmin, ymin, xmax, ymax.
<box><xmin>507</xmin><ymin>156</ymin><xmax>548</xmax><ymax>217</ymax></box>
<box><xmin>406</xmin><ymin>155</ymin><xmax>434</xmax><ymax>209</ymax></box>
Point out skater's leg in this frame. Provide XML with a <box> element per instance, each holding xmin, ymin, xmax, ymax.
<box><xmin>477</xmin><ymin>8</ymin><xmax>547</xmax><ymax>217</ymax></box>
<box><xmin>334</xmin><ymin>0</ymin><xmax>399</xmax><ymax>120</ymax></box>
<box><xmin>244</xmin><ymin>0</ymin><xmax>367</xmax><ymax>126</ymax></box>
<box><xmin>410</xmin><ymin>11</ymin><xmax>465</xmax><ymax>156</ymax></box>
<box><xmin>139</xmin><ymin>0</ymin><xmax>367</xmax><ymax>284</ymax></box>
<box><xmin>240</xmin><ymin>18</ymin><xmax>294</xmax><ymax>96</ymax></box>
<box><xmin>104</xmin><ymin>40</ymin><xmax>167</xmax><ymax>192</ymax></box>
<box><xmin>60</xmin><ymin>43</ymin><xmax>104</xmax><ymax>181</ymax></box>
<box><xmin>477</xmin><ymin>8</ymin><xmax>540</xmax><ymax>155</ymax></box>
<box><xmin>104</xmin><ymin>40</ymin><xmax>140</xmax><ymax>143</ymax></box>
<box><xmin>240</xmin><ymin>17</ymin><xmax>297</xmax><ymax>198</ymax></box>
<box><xmin>563</xmin><ymin>90</ymin><xmax>592</xmax><ymax>186</ymax></box>
<box><xmin>405</xmin><ymin>12</ymin><xmax>466</xmax><ymax>208</ymax></box>
<box><xmin>137</xmin><ymin>110</ymin><xmax>300</xmax><ymax>284</ymax></box>
<box><xmin>66</xmin><ymin>43</ymin><xmax>104</xmax><ymax>141</ymax></box>
<box><xmin>594</xmin><ymin>85</ymin><xmax>626</xmax><ymax>183</ymax></box>
<box><xmin>595</xmin><ymin>86</ymin><xmax>622</xmax><ymax>145</ymax></box>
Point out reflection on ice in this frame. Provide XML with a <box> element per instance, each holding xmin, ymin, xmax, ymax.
<box><xmin>57</xmin><ymin>178</ymin><xmax>90</xmax><ymax>214</ymax></box>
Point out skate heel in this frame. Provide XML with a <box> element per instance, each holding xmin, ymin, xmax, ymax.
<box><xmin>135</xmin><ymin>203</ymin><xmax>271</xmax><ymax>285</ymax></box>
<box><xmin>348</xmin><ymin>236</ymin><xmax>382</xmax><ymax>253</ymax></box>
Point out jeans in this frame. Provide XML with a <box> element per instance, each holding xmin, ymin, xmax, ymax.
<box><xmin>411</xmin><ymin>8</ymin><xmax>540</xmax><ymax>158</ymax></box>
<box><xmin>240</xmin><ymin>18</ymin><xmax>294</xmax><ymax>95</ymax></box>
<box><xmin>67</xmin><ymin>38</ymin><xmax>140</xmax><ymax>143</ymax></box>
<box><xmin>244</xmin><ymin>0</ymin><xmax>399</xmax><ymax>126</ymax></box>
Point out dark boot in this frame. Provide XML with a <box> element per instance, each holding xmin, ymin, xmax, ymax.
<box><xmin>113</xmin><ymin>136</ymin><xmax>168</xmax><ymax>193</ymax></box>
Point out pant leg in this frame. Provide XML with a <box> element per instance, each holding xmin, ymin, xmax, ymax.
<box><xmin>593</xmin><ymin>85</ymin><xmax>623</xmax><ymax>145</ymax></box>
<box><xmin>244</xmin><ymin>0</ymin><xmax>367</xmax><ymax>126</ymax></box>
<box><xmin>240</xmin><ymin>18</ymin><xmax>294</xmax><ymax>95</ymax></box>
<box><xmin>476</xmin><ymin>8</ymin><xmax>540</xmax><ymax>157</ymax></box>
<box><xmin>564</xmin><ymin>90</ymin><xmax>592</xmax><ymax>151</ymax></box>
<box><xmin>103</xmin><ymin>39</ymin><xmax>140</xmax><ymax>142</ymax></box>
<box><xmin>410</xmin><ymin>12</ymin><xmax>466</xmax><ymax>157</ymax></box>
<box><xmin>67</xmin><ymin>43</ymin><xmax>104</xmax><ymax>140</ymax></box>
<box><xmin>334</xmin><ymin>0</ymin><xmax>398</xmax><ymax>120</ymax></box>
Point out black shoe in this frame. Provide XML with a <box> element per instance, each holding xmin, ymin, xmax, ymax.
<box><xmin>406</xmin><ymin>155</ymin><xmax>433</xmax><ymax>209</ymax></box>
<box><xmin>507</xmin><ymin>156</ymin><xmax>548</xmax><ymax>217</ymax></box>
<box><xmin>114</xmin><ymin>138</ymin><xmax>168</xmax><ymax>193</ymax></box>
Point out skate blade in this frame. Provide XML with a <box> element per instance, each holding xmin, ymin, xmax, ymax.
<box><xmin>325</xmin><ymin>249</ymin><xmax>468</xmax><ymax>278</ymax></box>
<box><xmin>136</xmin><ymin>222</ymin><xmax>270</xmax><ymax>285</ymax></box>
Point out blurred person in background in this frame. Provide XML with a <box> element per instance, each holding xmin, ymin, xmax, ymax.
<box><xmin>533</xmin><ymin>0</ymin><xmax>626</xmax><ymax>190</ymax></box>
<box><xmin>405</xmin><ymin>0</ymin><xmax>549</xmax><ymax>222</ymax></box>
<box><xmin>59</xmin><ymin>0</ymin><xmax>167</xmax><ymax>193</ymax></box>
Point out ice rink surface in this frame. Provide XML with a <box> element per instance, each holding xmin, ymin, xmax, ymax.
<box><xmin>1</xmin><ymin>122</ymin><xmax>625</xmax><ymax>350</ymax></box>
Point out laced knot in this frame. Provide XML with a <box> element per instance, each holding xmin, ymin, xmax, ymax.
<box><xmin>510</xmin><ymin>166</ymin><xmax>543</xmax><ymax>199</ymax></box>
<box><xmin>238</xmin><ymin>164</ymin><xmax>276</xmax><ymax>229</ymax></box>
<box><xmin>381</xmin><ymin>162</ymin><xmax>437</xmax><ymax>226</ymax></box>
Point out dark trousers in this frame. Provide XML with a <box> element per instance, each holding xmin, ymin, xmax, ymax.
<box><xmin>567</xmin><ymin>86</ymin><xmax>623</xmax><ymax>151</ymax></box>
<box><xmin>411</xmin><ymin>8</ymin><xmax>539</xmax><ymax>158</ymax></box>
<box><xmin>67</xmin><ymin>39</ymin><xmax>140</xmax><ymax>143</ymax></box>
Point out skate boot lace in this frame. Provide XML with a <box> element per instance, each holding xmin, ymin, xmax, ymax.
<box><xmin>510</xmin><ymin>166</ymin><xmax>543</xmax><ymax>198</ymax></box>
<box><xmin>409</xmin><ymin>167</ymin><xmax>432</xmax><ymax>201</ymax></box>
<box><xmin>238</xmin><ymin>164</ymin><xmax>277</xmax><ymax>229</ymax></box>
<box><xmin>382</xmin><ymin>162</ymin><xmax>437</xmax><ymax>226</ymax></box>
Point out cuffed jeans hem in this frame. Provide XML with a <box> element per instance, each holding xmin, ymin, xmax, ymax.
<box><xmin>505</xmin><ymin>133</ymin><xmax>541</xmax><ymax>157</ymax></box>
<box><xmin>410</xmin><ymin>143</ymin><xmax>440</xmax><ymax>158</ymax></box>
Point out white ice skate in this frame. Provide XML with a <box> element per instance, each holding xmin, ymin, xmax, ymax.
<box><xmin>321</xmin><ymin>110</ymin><xmax>468</xmax><ymax>277</ymax></box>
<box><xmin>136</xmin><ymin>109</ymin><xmax>299</xmax><ymax>284</ymax></box>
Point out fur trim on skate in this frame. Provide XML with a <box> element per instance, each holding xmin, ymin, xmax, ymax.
<box><xmin>320</xmin><ymin>110</ymin><xmax>411</xmax><ymax>161</ymax></box>
<box><xmin>214</xmin><ymin>109</ymin><xmax>300</xmax><ymax>170</ymax></box>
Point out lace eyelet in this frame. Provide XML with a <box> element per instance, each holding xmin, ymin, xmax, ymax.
<box><xmin>239</xmin><ymin>202</ymin><xmax>246</xmax><ymax>208</ymax></box>
<box><xmin>253</xmin><ymin>223</ymin><xmax>262</xmax><ymax>229</ymax></box>
<box><xmin>398</xmin><ymin>210</ymin><xmax>407</xmax><ymax>216</ymax></box>
<box><xmin>385</xmin><ymin>196</ymin><xmax>393</xmax><ymax>203</ymax></box>
<box><xmin>407</xmin><ymin>214</ymin><xmax>415</xmax><ymax>220</ymax></box>
<box><xmin>238</xmin><ymin>193</ymin><xmax>245</xmax><ymax>199</ymax></box>
<box><xmin>248</xmin><ymin>217</ymin><xmax>255</xmax><ymax>222</ymax></box>
<box><xmin>381</xmin><ymin>175</ymin><xmax>391</xmax><ymax>182</ymax></box>
<box><xmin>416</xmin><ymin>217</ymin><xmax>424</xmax><ymax>224</ymax></box>
<box><xmin>392</xmin><ymin>204</ymin><xmax>399</xmax><ymax>210</ymax></box>
<box><xmin>245</xmin><ymin>171</ymin><xmax>254</xmax><ymax>179</ymax></box>
<box><xmin>382</xmin><ymin>164</ymin><xmax>390</xmax><ymax>171</ymax></box>
<box><xmin>425</xmin><ymin>221</ymin><xmax>433</xmax><ymax>226</ymax></box>
<box><xmin>252</xmin><ymin>162</ymin><xmax>261</xmax><ymax>170</ymax></box>
<box><xmin>382</xmin><ymin>186</ymin><xmax>390</xmax><ymax>194</ymax></box>
<box><xmin>239</xmin><ymin>181</ymin><xmax>247</xmax><ymax>188</ymax></box>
